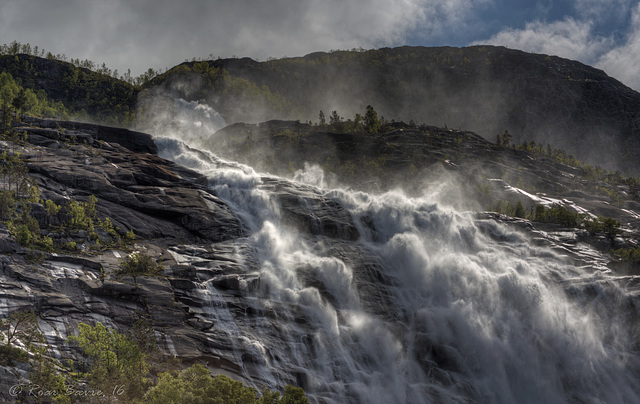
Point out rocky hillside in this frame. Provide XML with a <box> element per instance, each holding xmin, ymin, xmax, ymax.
<box><xmin>205</xmin><ymin>119</ymin><xmax>640</xmax><ymax>224</ymax></box>
<box><xmin>3</xmin><ymin>45</ymin><xmax>639</xmax><ymax>173</ymax></box>
<box><xmin>0</xmin><ymin>116</ymin><xmax>639</xmax><ymax>402</ymax></box>
<box><xmin>0</xmin><ymin>54</ymin><xmax>137</xmax><ymax>124</ymax></box>
<box><xmin>149</xmin><ymin>46</ymin><xmax>640</xmax><ymax>173</ymax></box>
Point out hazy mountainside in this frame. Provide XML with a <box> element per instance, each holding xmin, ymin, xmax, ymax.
<box><xmin>3</xmin><ymin>46</ymin><xmax>640</xmax><ymax>172</ymax></box>
<box><xmin>202</xmin><ymin>119</ymin><xmax>640</xmax><ymax>235</ymax></box>
<box><xmin>149</xmin><ymin>46</ymin><xmax>640</xmax><ymax>173</ymax></box>
<box><xmin>0</xmin><ymin>54</ymin><xmax>137</xmax><ymax>124</ymax></box>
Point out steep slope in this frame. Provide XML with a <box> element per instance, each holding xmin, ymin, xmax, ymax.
<box><xmin>0</xmin><ymin>54</ymin><xmax>138</xmax><ymax>124</ymax></box>
<box><xmin>1</xmin><ymin>116</ymin><xmax>640</xmax><ymax>403</ymax></box>
<box><xmin>183</xmin><ymin>118</ymin><xmax>640</xmax><ymax>230</ymax></box>
<box><xmin>148</xmin><ymin>46</ymin><xmax>640</xmax><ymax>173</ymax></box>
<box><xmin>4</xmin><ymin>46</ymin><xmax>639</xmax><ymax>172</ymax></box>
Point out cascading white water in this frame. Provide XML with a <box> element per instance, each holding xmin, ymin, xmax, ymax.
<box><xmin>144</xmin><ymin>98</ymin><xmax>640</xmax><ymax>403</ymax></box>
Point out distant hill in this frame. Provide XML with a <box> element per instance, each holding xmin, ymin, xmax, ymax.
<box><xmin>0</xmin><ymin>54</ymin><xmax>137</xmax><ymax>125</ymax></box>
<box><xmin>147</xmin><ymin>46</ymin><xmax>640</xmax><ymax>174</ymax></box>
<box><xmin>3</xmin><ymin>46</ymin><xmax>640</xmax><ymax>173</ymax></box>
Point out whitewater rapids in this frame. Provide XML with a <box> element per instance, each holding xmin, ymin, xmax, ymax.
<box><xmin>144</xmin><ymin>99</ymin><xmax>640</xmax><ymax>404</ymax></box>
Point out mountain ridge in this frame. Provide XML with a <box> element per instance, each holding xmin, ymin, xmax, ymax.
<box><xmin>3</xmin><ymin>45</ymin><xmax>640</xmax><ymax>172</ymax></box>
<box><xmin>146</xmin><ymin>45</ymin><xmax>640</xmax><ymax>173</ymax></box>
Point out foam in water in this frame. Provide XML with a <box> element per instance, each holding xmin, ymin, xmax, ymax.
<box><xmin>149</xmin><ymin>98</ymin><xmax>640</xmax><ymax>403</ymax></box>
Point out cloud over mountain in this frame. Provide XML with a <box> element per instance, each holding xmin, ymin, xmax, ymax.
<box><xmin>1</xmin><ymin>0</ymin><xmax>638</xmax><ymax>90</ymax></box>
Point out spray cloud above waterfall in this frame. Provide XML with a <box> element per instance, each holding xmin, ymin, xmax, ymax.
<box><xmin>136</xmin><ymin>89</ymin><xmax>227</xmax><ymax>145</ymax></box>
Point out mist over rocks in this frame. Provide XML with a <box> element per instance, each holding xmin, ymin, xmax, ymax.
<box><xmin>3</xmin><ymin>45</ymin><xmax>640</xmax><ymax>172</ymax></box>
<box><xmin>150</xmin><ymin>46</ymin><xmax>640</xmax><ymax>174</ymax></box>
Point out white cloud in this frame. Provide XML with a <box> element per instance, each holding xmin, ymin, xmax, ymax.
<box><xmin>473</xmin><ymin>2</ymin><xmax>640</xmax><ymax>91</ymax></box>
<box><xmin>595</xmin><ymin>3</ymin><xmax>640</xmax><ymax>90</ymax></box>
<box><xmin>0</xmin><ymin>0</ymin><xmax>492</xmax><ymax>76</ymax></box>
<box><xmin>474</xmin><ymin>17</ymin><xmax>614</xmax><ymax>63</ymax></box>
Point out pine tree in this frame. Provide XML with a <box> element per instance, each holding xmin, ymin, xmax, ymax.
<box><xmin>364</xmin><ymin>105</ymin><xmax>379</xmax><ymax>133</ymax></box>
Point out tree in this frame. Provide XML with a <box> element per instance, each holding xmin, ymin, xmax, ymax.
<box><xmin>0</xmin><ymin>311</ymin><xmax>42</xmax><ymax>365</ymax></box>
<box><xmin>118</xmin><ymin>252</ymin><xmax>164</xmax><ymax>282</ymax></box>
<box><xmin>500</xmin><ymin>130</ymin><xmax>512</xmax><ymax>147</ymax></box>
<box><xmin>353</xmin><ymin>113</ymin><xmax>364</xmax><ymax>132</ymax></box>
<box><xmin>83</xmin><ymin>194</ymin><xmax>98</xmax><ymax>219</ymax></box>
<box><xmin>364</xmin><ymin>105</ymin><xmax>380</xmax><ymax>133</ymax></box>
<box><xmin>602</xmin><ymin>216</ymin><xmax>621</xmax><ymax>237</ymax></box>
<box><xmin>329</xmin><ymin>110</ymin><xmax>341</xmax><ymax>126</ymax></box>
<box><xmin>29</xmin><ymin>333</ymin><xmax>72</xmax><ymax>404</ymax></box>
<box><xmin>145</xmin><ymin>364</ymin><xmax>309</xmax><ymax>404</ymax></box>
<box><xmin>66</xmin><ymin>199</ymin><xmax>92</xmax><ymax>229</ymax></box>
<box><xmin>23</xmin><ymin>88</ymin><xmax>38</xmax><ymax>115</ymax></box>
<box><xmin>15</xmin><ymin>223</ymin><xmax>32</xmax><ymax>246</ymax></box>
<box><xmin>67</xmin><ymin>322</ymin><xmax>150</xmax><ymax>401</ymax></box>
<box><xmin>146</xmin><ymin>365</ymin><xmax>256</xmax><ymax>404</ymax></box>
<box><xmin>318</xmin><ymin>110</ymin><xmax>325</xmax><ymax>126</ymax></box>
<box><xmin>0</xmin><ymin>310</ymin><xmax>41</xmax><ymax>348</ymax></box>
<box><xmin>12</xmin><ymin>88</ymin><xmax>26</xmax><ymax>118</ymax></box>
<box><xmin>514</xmin><ymin>201</ymin><xmax>526</xmax><ymax>218</ymax></box>
<box><xmin>0</xmin><ymin>72</ymin><xmax>20</xmax><ymax>132</ymax></box>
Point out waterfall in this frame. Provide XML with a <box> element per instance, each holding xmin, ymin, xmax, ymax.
<box><xmin>145</xmin><ymin>99</ymin><xmax>640</xmax><ymax>404</ymax></box>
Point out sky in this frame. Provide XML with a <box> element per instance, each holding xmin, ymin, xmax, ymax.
<box><xmin>1</xmin><ymin>0</ymin><xmax>639</xmax><ymax>90</ymax></box>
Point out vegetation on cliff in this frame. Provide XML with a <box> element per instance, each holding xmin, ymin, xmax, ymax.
<box><xmin>1</xmin><ymin>41</ymin><xmax>140</xmax><ymax>125</ymax></box>
<box><xmin>1</xmin><ymin>315</ymin><xmax>309</xmax><ymax>403</ymax></box>
<box><xmin>3</xmin><ymin>40</ymin><xmax>640</xmax><ymax>173</ymax></box>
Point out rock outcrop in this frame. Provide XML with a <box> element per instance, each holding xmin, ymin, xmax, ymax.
<box><xmin>0</xmin><ymin>117</ymin><xmax>368</xmax><ymax>401</ymax></box>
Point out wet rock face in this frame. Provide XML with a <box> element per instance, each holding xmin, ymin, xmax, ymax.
<box><xmin>4</xmin><ymin>117</ymin><xmax>640</xmax><ymax>403</ymax></box>
<box><xmin>0</xmin><ymin>117</ymin><xmax>369</xmax><ymax>399</ymax></box>
<box><xmin>22</xmin><ymin>121</ymin><xmax>243</xmax><ymax>243</ymax></box>
<box><xmin>0</xmin><ymin>118</ymin><xmax>252</xmax><ymax>400</ymax></box>
<box><xmin>26</xmin><ymin>119</ymin><xmax>158</xmax><ymax>155</ymax></box>
<box><xmin>261</xmin><ymin>177</ymin><xmax>359</xmax><ymax>241</ymax></box>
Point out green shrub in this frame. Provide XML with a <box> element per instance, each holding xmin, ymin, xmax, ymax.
<box><xmin>514</xmin><ymin>201</ymin><xmax>526</xmax><ymax>218</ymax></box>
<box><xmin>125</xmin><ymin>229</ymin><xmax>136</xmax><ymax>242</ymax></box>
<box><xmin>0</xmin><ymin>190</ymin><xmax>16</xmax><ymax>220</ymax></box>
<box><xmin>145</xmin><ymin>364</ymin><xmax>309</xmax><ymax>404</ymax></box>
<box><xmin>0</xmin><ymin>311</ymin><xmax>42</xmax><ymax>365</ymax></box>
<box><xmin>533</xmin><ymin>204</ymin><xmax>581</xmax><ymax>227</ymax></box>
<box><xmin>99</xmin><ymin>217</ymin><xmax>118</xmax><ymax>238</ymax></box>
<box><xmin>66</xmin><ymin>199</ymin><xmax>92</xmax><ymax>229</ymax></box>
<box><xmin>118</xmin><ymin>252</ymin><xmax>163</xmax><ymax>277</ymax></box>
<box><xmin>611</xmin><ymin>247</ymin><xmax>640</xmax><ymax>264</ymax></box>
<box><xmin>44</xmin><ymin>199</ymin><xmax>61</xmax><ymax>215</ymax></box>
<box><xmin>15</xmin><ymin>223</ymin><xmax>32</xmax><ymax>246</ymax></box>
<box><xmin>67</xmin><ymin>322</ymin><xmax>149</xmax><ymax>402</ymax></box>
<box><xmin>83</xmin><ymin>195</ymin><xmax>97</xmax><ymax>218</ymax></box>
<box><xmin>63</xmin><ymin>241</ymin><xmax>77</xmax><ymax>251</ymax></box>
<box><xmin>36</xmin><ymin>235</ymin><xmax>53</xmax><ymax>252</ymax></box>
<box><xmin>0</xmin><ymin>343</ymin><xmax>28</xmax><ymax>365</ymax></box>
